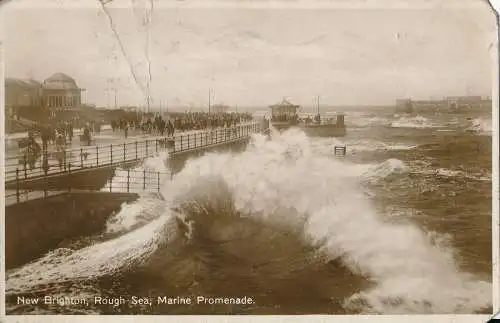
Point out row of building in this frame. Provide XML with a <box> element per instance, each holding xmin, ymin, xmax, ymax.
<box><xmin>5</xmin><ymin>72</ymin><xmax>84</xmax><ymax>121</ymax></box>
<box><xmin>395</xmin><ymin>96</ymin><xmax>491</xmax><ymax>113</ymax></box>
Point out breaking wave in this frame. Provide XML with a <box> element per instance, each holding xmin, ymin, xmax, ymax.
<box><xmin>345</xmin><ymin>139</ymin><xmax>417</xmax><ymax>153</ymax></box>
<box><xmin>348</xmin><ymin>116</ymin><xmax>391</xmax><ymax>128</ymax></box>
<box><xmin>468</xmin><ymin>117</ymin><xmax>492</xmax><ymax>135</ymax></box>
<box><xmin>390</xmin><ymin>116</ymin><xmax>437</xmax><ymax>129</ymax></box>
<box><xmin>6</xmin><ymin>129</ymin><xmax>491</xmax><ymax>314</ymax></box>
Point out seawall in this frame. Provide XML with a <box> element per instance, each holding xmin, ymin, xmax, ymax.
<box><xmin>5</xmin><ymin>192</ymin><xmax>139</xmax><ymax>270</ymax></box>
<box><xmin>5</xmin><ymin>126</ymin><xmax>265</xmax><ymax>270</ymax></box>
<box><xmin>167</xmin><ymin>136</ymin><xmax>251</xmax><ymax>174</ymax></box>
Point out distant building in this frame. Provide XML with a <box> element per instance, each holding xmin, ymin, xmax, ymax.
<box><xmin>5</xmin><ymin>78</ymin><xmax>43</xmax><ymax>118</ymax></box>
<box><xmin>269</xmin><ymin>98</ymin><xmax>300</xmax><ymax>118</ymax></box>
<box><xmin>395</xmin><ymin>99</ymin><xmax>409</xmax><ymax>108</ymax></box>
<box><xmin>42</xmin><ymin>73</ymin><xmax>84</xmax><ymax>117</ymax></box>
<box><xmin>446</xmin><ymin>96</ymin><xmax>482</xmax><ymax>104</ymax></box>
<box><xmin>396</xmin><ymin>95</ymin><xmax>490</xmax><ymax>113</ymax></box>
<box><xmin>4</xmin><ymin>73</ymin><xmax>84</xmax><ymax>122</ymax></box>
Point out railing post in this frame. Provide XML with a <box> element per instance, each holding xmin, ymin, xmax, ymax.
<box><xmin>157</xmin><ymin>171</ymin><xmax>160</xmax><ymax>193</ymax></box>
<box><xmin>67</xmin><ymin>161</ymin><xmax>71</xmax><ymax>193</ymax></box>
<box><xmin>156</xmin><ymin>139</ymin><xmax>158</xmax><ymax>153</ymax></box>
<box><xmin>127</xmin><ymin>169</ymin><xmax>130</xmax><ymax>193</ymax></box>
<box><xmin>135</xmin><ymin>141</ymin><xmax>138</xmax><ymax>160</ymax></box>
<box><xmin>180</xmin><ymin>136</ymin><xmax>183</xmax><ymax>151</ymax></box>
<box><xmin>23</xmin><ymin>155</ymin><xmax>27</xmax><ymax>179</ymax></box>
<box><xmin>146</xmin><ymin>140</ymin><xmax>149</xmax><ymax>156</ymax></box>
<box><xmin>123</xmin><ymin>143</ymin><xmax>126</xmax><ymax>164</ymax></box>
<box><xmin>143</xmin><ymin>169</ymin><xmax>146</xmax><ymax>190</ymax></box>
<box><xmin>96</xmin><ymin>146</ymin><xmax>99</xmax><ymax>166</ymax></box>
<box><xmin>80</xmin><ymin>148</ymin><xmax>84</xmax><ymax>168</ymax></box>
<box><xmin>43</xmin><ymin>150</ymin><xmax>48</xmax><ymax>175</ymax></box>
<box><xmin>16</xmin><ymin>168</ymin><xmax>20</xmax><ymax>203</ymax></box>
<box><xmin>110</xmin><ymin>144</ymin><xmax>113</xmax><ymax>165</ymax></box>
<box><xmin>63</xmin><ymin>150</ymin><xmax>67</xmax><ymax>171</ymax></box>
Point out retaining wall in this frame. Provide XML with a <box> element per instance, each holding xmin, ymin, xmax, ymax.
<box><xmin>5</xmin><ymin>192</ymin><xmax>138</xmax><ymax>269</ymax></box>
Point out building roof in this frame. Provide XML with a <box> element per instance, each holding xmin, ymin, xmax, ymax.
<box><xmin>43</xmin><ymin>72</ymin><xmax>80</xmax><ymax>90</ymax></box>
<box><xmin>269</xmin><ymin>98</ymin><xmax>300</xmax><ymax>108</ymax></box>
<box><xmin>5</xmin><ymin>78</ymin><xmax>42</xmax><ymax>88</ymax></box>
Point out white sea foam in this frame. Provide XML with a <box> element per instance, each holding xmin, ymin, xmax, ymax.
<box><xmin>390</xmin><ymin>116</ymin><xmax>437</xmax><ymax>129</ymax></box>
<box><xmin>344</xmin><ymin>139</ymin><xmax>417</xmax><ymax>153</ymax></box>
<box><xmin>158</xmin><ymin>128</ymin><xmax>490</xmax><ymax>313</ymax></box>
<box><xmin>416</xmin><ymin>167</ymin><xmax>492</xmax><ymax>182</ymax></box>
<box><xmin>468</xmin><ymin>117</ymin><xmax>492</xmax><ymax>135</ymax></box>
<box><xmin>349</xmin><ymin>116</ymin><xmax>391</xmax><ymax>128</ymax></box>
<box><xmin>6</xmin><ymin>126</ymin><xmax>490</xmax><ymax>314</ymax></box>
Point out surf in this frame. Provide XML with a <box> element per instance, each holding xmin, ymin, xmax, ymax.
<box><xmin>5</xmin><ymin>128</ymin><xmax>491</xmax><ymax>314</ymax></box>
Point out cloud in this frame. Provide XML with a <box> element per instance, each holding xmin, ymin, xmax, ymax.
<box><xmin>4</xmin><ymin>4</ymin><xmax>495</xmax><ymax>107</ymax></box>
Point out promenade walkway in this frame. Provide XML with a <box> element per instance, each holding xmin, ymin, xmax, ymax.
<box><xmin>5</xmin><ymin>121</ymin><xmax>262</xmax><ymax>204</ymax></box>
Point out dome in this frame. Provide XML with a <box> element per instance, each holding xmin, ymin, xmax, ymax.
<box><xmin>43</xmin><ymin>73</ymin><xmax>79</xmax><ymax>90</ymax></box>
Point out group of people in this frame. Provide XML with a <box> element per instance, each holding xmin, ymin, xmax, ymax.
<box><xmin>38</xmin><ymin>121</ymin><xmax>74</xmax><ymax>151</ymax></box>
<box><xmin>169</xmin><ymin>112</ymin><xmax>253</xmax><ymax>133</ymax></box>
<box><xmin>19</xmin><ymin>130</ymin><xmax>66</xmax><ymax>172</ymax></box>
<box><xmin>16</xmin><ymin>111</ymin><xmax>255</xmax><ymax>173</ymax></box>
<box><xmin>110</xmin><ymin>116</ymin><xmax>172</xmax><ymax>138</ymax></box>
<box><xmin>109</xmin><ymin>112</ymin><xmax>254</xmax><ymax>138</ymax></box>
<box><xmin>19</xmin><ymin>120</ymin><xmax>79</xmax><ymax>172</ymax></box>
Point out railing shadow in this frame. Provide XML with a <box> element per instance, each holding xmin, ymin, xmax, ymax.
<box><xmin>6</xmin><ymin>169</ymin><xmax>172</xmax><ymax>205</ymax></box>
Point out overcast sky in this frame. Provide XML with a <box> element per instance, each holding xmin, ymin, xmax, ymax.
<box><xmin>3</xmin><ymin>0</ymin><xmax>496</xmax><ymax>108</ymax></box>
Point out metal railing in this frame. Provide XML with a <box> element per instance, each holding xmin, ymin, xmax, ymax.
<box><xmin>5</xmin><ymin>121</ymin><xmax>261</xmax><ymax>184</ymax></box>
<box><xmin>102</xmin><ymin>169</ymin><xmax>171</xmax><ymax>194</ymax></box>
<box><xmin>171</xmin><ymin>122</ymin><xmax>260</xmax><ymax>153</ymax></box>
<box><xmin>6</xmin><ymin>169</ymin><xmax>171</xmax><ymax>205</ymax></box>
<box><xmin>5</xmin><ymin>138</ymin><xmax>167</xmax><ymax>183</ymax></box>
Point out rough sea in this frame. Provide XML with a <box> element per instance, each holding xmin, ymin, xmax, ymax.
<box><xmin>5</xmin><ymin>107</ymin><xmax>493</xmax><ymax>315</ymax></box>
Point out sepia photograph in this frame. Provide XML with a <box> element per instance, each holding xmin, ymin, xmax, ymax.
<box><xmin>2</xmin><ymin>0</ymin><xmax>497</xmax><ymax>318</ymax></box>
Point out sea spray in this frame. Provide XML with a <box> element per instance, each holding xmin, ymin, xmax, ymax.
<box><xmin>6</xmin><ymin>126</ymin><xmax>491</xmax><ymax>314</ymax></box>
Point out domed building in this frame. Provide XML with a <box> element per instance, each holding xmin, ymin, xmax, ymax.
<box><xmin>42</xmin><ymin>73</ymin><xmax>84</xmax><ymax>117</ymax></box>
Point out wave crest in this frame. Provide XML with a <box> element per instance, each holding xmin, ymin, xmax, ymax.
<box><xmin>390</xmin><ymin>116</ymin><xmax>436</xmax><ymax>129</ymax></box>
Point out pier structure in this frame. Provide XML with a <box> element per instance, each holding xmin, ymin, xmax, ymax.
<box><xmin>5</xmin><ymin>121</ymin><xmax>263</xmax><ymax>205</ymax></box>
